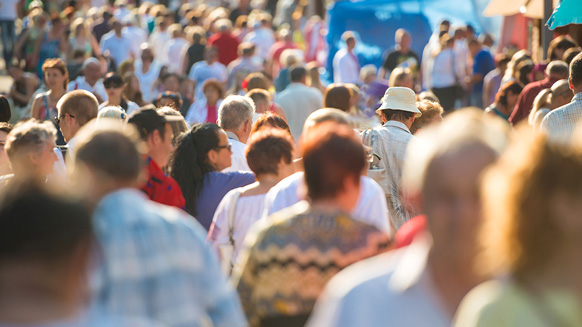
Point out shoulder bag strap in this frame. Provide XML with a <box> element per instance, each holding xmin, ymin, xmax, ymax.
<box><xmin>227</xmin><ymin>189</ymin><xmax>243</xmax><ymax>253</ymax></box>
<box><xmin>43</xmin><ymin>94</ymin><xmax>50</xmax><ymax>119</ymax></box>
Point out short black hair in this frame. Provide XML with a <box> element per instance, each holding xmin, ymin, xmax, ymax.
<box><xmin>0</xmin><ymin>95</ymin><xmax>11</xmax><ymax>123</ymax></box>
<box><xmin>0</xmin><ymin>182</ymin><xmax>92</xmax><ymax>265</ymax></box>
<box><xmin>570</xmin><ymin>53</ymin><xmax>582</xmax><ymax>87</ymax></box>
<box><xmin>289</xmin><ymin>64</ymin><xmax>307</xmax><ymax>82</ymax></box>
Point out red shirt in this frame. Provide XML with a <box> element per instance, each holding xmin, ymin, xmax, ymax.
<box><xmin>205</xmin><ymin>104</ymin><xmax>217</xmax><ymax>123</ymax></box>
<box><xmin>268</xmin><ymin>41</ymin><xmax>296</xmax><ymax>78</ymax></box>
<box><xmin>509</xmin><ymin>77</ymin><xmax>558</xmax><ymax>125</ymax></box>
<box><xmin>141</xmin><ymin>157</ymin><xmax>186</xmax><ymax>209</ymax></box>
<box><xmin>394</xmin><ymin>215</ymin><xmax>427</xmax><ymax>248</ymax></box>
<box><xmin>208</xmin><ymin>32</ymin><xmax>240</xmax><ymax>66</ymax></box>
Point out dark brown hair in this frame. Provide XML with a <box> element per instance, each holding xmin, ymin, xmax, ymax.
<box><xmin>251</xmin><ymin>112</ymin><xmax>291</xmax><ymax>136</ymax></box>
<box><xmin>323</xmin><ymin>84</ymin><xmax>351</xmax><ymax>112</ymax></box>
<box><xmin>245</xmin><ymin>129</ymin><xmax>294</xmax><ymax>176</ymax></box>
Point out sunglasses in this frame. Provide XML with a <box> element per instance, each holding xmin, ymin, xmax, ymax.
<box><xmin>104</xmin><ymin>82</ymin><xmax>123</xmax><ymax>89</ymax></box>
<box><xmin>215</xmin><ymin>142</ymin><xmax>232</xmax><ymax>152</ymax></box>
<box><xmin>54</xmin><ymin>113</ymin><xmax>75</xmax><ymax>125</ymax></box>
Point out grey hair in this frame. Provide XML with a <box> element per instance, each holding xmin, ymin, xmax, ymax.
<box><xmin>217</xmin><ymin>95</ymin><xmax>256</xmax><ymax>131</ymax></box>
<box><xmin>6</xmin><ymin>119</ymin><xmax>57</xmax><ymax>161</ymax></box>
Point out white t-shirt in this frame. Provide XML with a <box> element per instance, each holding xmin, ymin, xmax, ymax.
<box><xmin>263</xmin><ymin>172</ymin><xmax>392</xmax><ymax>233</ymax></box>
<box><xmin>208</xmin><ymin>190</ymin><xmax>266</xmax><ymax>268</ymax></box>
<box><xmin>0</xmin><ymin>0</ymin><xmax>18</xmax><ymax>20</ymax></box>
<box><xmin>98</xmin><ymin>101</ymin><xmax>140</xmax><ymax>116</ymax></box>
<box><xmin>99</xmin><ymin>32</ymin><xmax>133</xmax><ymax>66</ymax></box>
<box><xmin>166</xmin><ymin>38</ymin><xmax>189</xmax><ymax>73</ymax></box>
<box><xmin>149</xmin><ymin>30</ymin><xmax>171</xmax><ymax>65</ymax></box>
<box><xmin>67</xmin><ymin>76</ymin><xmax>108</xmax><ymax>103</ymax></box>
<box><xmin>222</xmin><ymin>135</ymin><xmax>251</xmax><ymax>173</ymax></box>
<box><xmin>135</xmin><ymin>60</ymin><xmax>162</xmax><ymax>103</ymax></box>
<box><xmin>188</xmin><ymin>61</ymin><xmax>227</xmax><ymax>102</ymax></box>
<box><xmin>243</xmin><ymin>27</ymin><xmax>275</xmax><ymax>61</ymax></box>
<box><xmin>123</xmin><ymin>26</ymin><xmax>147</xmax><ymax>60</ymax></box>
<box><xmin>333</xmin><ymin>48</ymin><xmax>360</xmax><ymax>84</ymax></box>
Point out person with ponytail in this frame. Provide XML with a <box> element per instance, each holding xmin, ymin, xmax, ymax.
<box><xmin>170</xmin><ymin>123</ymin><xmax>255</xmax><ymax>230</ymax></box>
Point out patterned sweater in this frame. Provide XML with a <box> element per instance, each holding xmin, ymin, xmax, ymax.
<box><xmin>233</xmin><ymin>201</ymin><xmax>391</xmax><ymax>327</ymax></box>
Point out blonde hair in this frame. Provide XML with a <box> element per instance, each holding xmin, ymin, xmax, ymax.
<box><xmin>479</xmin><ymin>128</ymin><xmax>582</xmax><ymax>280</ymax></box>
<box><xmin>6</xmin><ymin>119</ymin><xmax>56</xmax><ymax>167</ymax></box>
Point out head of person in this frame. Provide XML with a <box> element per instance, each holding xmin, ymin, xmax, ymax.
<box><xmin>377</xmin><ymin>87</ymin><xmax>421</xmax><ymax>128</ymax></box>
<box><xmin>110</xmin><ymin>18</ymin><xmax>122</xmax><ymax>35</ymax></box>
<box><xmin>140</xmin><ymin>44</ymin><xmax>155</xmax><ymax>63</ymax></box>
<box><xmin>161</xmin><ymin>73</ymin><xmax>180</xmax><ymax>93</ymax></box>
<box><xmin>42</xmin><ymin>58</ymin><xmax>69</xmax><ymax>91</ymax></box>
<box><xmin>169</xmin><ymin>123</ymin><xmax>231</xmax><ymax>216</ymax></box>
<box><xmin>468</xmin><ymin>38</ymin><xmax>481</xmax><ymax>57</ymax></box>
<box><xmin>395</xmin><ymin>28</ymin><xmax>411</xmax><ymax>51</ymax></box>
<box><xmin>154</xmin><ymin>91</ymin><xmax>183</xmax><ymax>110</ymax></box>
<box><xmin>568</xmin><ymin>53</ymin><xmax>582</xmax><ymax>93</ymax></box>
<box><xmin>103</xmin><ymin>72</ymin><xmax>125</xmax><ymax>101</ymax></box>
<box><xmin>417</xmin><ymin>90</ymin><xmax>440</xmax><ymax>103</ymax></box>
<box><xmin>70</xmin><ymin>120</ymin><xmax>145</xmax><ymax>205</ymax></box>
<box><xmin>359</xmin><ymin>64</ymin><xmax>377</xmax><ymax>85</ymax></box>
<box><xmin>215</xmin><ymin>18</ymin><xmax>232</xmax><ymax>34</ymax></box>
<box><xmin>342</xmin><ymin>31</ymin><xmax>357</xmax><ymax>51</ymax></box>
<box><xmin>217</xmin><ymin>95</ymin><xmax>255</xmax><ymax>144</ymax></box>
<box><xmin>117</xmin><ymin>58</ymin><xmax>135</xmax><ymax>77</ymax></box>
<box><xmin>388</xmin><ymin>67</ymin><xmax>414</xmax><ymax>89</ymax></box>
<box><xmin>302</xmin><ymin>124</ymin><xmax>365</xmax><ymax>213</ymax></box>
<box><xmin>547</xmin><ymin>35</ymin><xmax>578</xmax><ymax>62</ymax></box>
<box><xmin>410</xmin><ymin>100</ymin><xmax>443</xmax><ymax>134</ymax></box>
<box><xmin>494</xmin><ymin>81</ymin><xmax>523</xmax><ymax>111</ymax></box>
<box><xmin>123</xmin><ymin>72</ymin><xmax>141</xmax><ymax>94</ymax></box>
<box><xmin>0</xmin><ymin>123</ymin><xmax>13</xmax><ymax>175</ymax></box>
<box><xmin>479</xmin><ymin>126</ymin><xmax>582</xmax><ymax>281</ymax></box>
<box><xmin>549</xmin><ymin>79</ymin><xmax>574</xmax><ymax>109</ymax></box>
<box><xmin>546</xmin><ymin>59</ymin><xmax>569</xmax><ymax>81</ymax></box>
<box><xmin>0</xmin><ymin>182</ymin><xmax>92</xmax><ymax>320</ymax></box>
<box><xmin>82</xmin><ymin>58</ymin><xmax>102</xmax><ymax>84</ymax></box>
<box><xmin>157</xmin><ymin>107</ymin><xmax>188</xmax><ymax>146</ymax></box>
<box><xmin>246</xmin><ymin>88</ymin><xmax>271</xmax><ymax>114</ymax></box>
<box><xmin>563</xmin><ymin>47</ymin><xmax>581</xmax><ymax>66</ymax></box>
<box><xmin>97</xmin><ymin>106</ymin><xmax>127</xmax><ymax>121</ymax></box>
<box><xmin>280</xmin><ymin>49</ymin><xmax>301</xmax><ymax>69</ymax></box>
<box><xmin>302</xmin><ymin>108</ymin><xmax>351</xmax><ymax>140</ymax></box>
<box><xmin>289</xmin><ymin>64</ymin><xmax>307</xmax><ymax>84</ymax></box>
<box><xmin>516</xmin><ymin>59</ymin><xmax>534</xmax><ymax>86</ymax></box>
<box><xmin>202</xmin><ymin>79</ymin><xmax>225</xmax><ymax>106</ymax></box>
<box><xmin>505</xmin><ymin>50</ymin><xmax>532</xmax><ymax>80</ymax></box>
<box><xmin>528</xmin><ymin>88</ymin><xmax>553</xmax><ymax>125</ymax></box>
<box><xmin>495</xmin><ymin>53</ymin><xmax>511</xmax><ymax>74</ymax></box>
<box><xmin>205</xmin><ymin>45</ymin><xmax>219</xmax><ymax>63</ymax></box>
<box><xmin>251</xmin><ymin>112</ymin><xmax>291</xmax><ymax>136</ymax></box>
<box><xmin>323</xmin><ymin>83</ymin><xmax>352</xmax><ymax>113</ymax></box>
<box><xmin>402</xmin><ymin>109</ymin><xmax>509</xmax><ymax>267</ymax></box>
<box><xmin>238</xmin><ymin>42</ymin><xmax>255</xmax><ymax>58</ymax></box>
<box><xmin>56</xmin><ymin>90</ymin><xmax>99</xmax><ymax>142</ymax></box>
<box><xmin>127</xmin><ymin>108</ymin><xmax>180</xmax><ymax>168</ymax></box>
<box><xmin>243</xmin><ymin>72</ymin><xmax>270</xmax><ymax>91</ymax></box>
<box><xmin>246</xmin><ymin>129</ymin><xmax>294</xmax><ymax>180</ymax></box>
<box><xmin>168</xmin><ymin>23</ymin><xmax>183</xmax><ymax>39</ymax></box>
<box><xmin>479</xmin><ymin>33</ymin><xmax>494</xmax><ymax>48</ymax></box>
<box><xmin>5</xmin><ymin>120</ymin><xmax>58</xmax><ymax>178</ymax></box>
<box><xmin>0</xmin><ymin>95</ymin><xmax>11</xmax><ymax>123</ymax></box>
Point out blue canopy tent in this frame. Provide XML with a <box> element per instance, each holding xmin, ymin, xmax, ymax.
<box><xmin>325</xmin><ymin>0</ymin><xmax>494</xmax><ymax>81</ymax></box>
<box><xmin>547</xmin><ymin>0</ymin><xmax>582</xmax><ymax>30</ymax></box>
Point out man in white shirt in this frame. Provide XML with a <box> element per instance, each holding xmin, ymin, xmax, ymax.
<box><xmin>67</xmin><ymin>58</ymin><xmax>108</xmax><ymax>103</ymax></box>
<box><xmin>165</xmin><ymin>24</ymin><xmax>190</xmax><ymax>74</ymax></box>
<box><xmin>263</xmin><ymin>108</ymin><xmax>392</xmax><ymax>233</ymax></box>
<box><xmin>243</xmin><ymin>14</ymin><xmax>275</xmax><ymax>62</ymax></box>
<box><xmin>99</xmin><ymin>19</ymin><xmax>133</xmax><ymax>66</ymax></box>
<box><xmin>307</xmin><ymin>110</ymin><xmax>509</xmax><ymax>327</ymax></box>
<box><xmin>333</xmin><ymin>31</ymin><xmax>360</xmax><ymax>84</ymax></box>
<box><xmin>275</xmin><ymin>64</ymin><xmax>323</xmax><ymax>141</ymax></box>
<box><xmin>149</xmin><ymin>19</ymin><xmax>171</xmax><ymax>65</ymax></box>
<box><xmin>218</xmin><ymin>95</ymin><xmax>254</xmax><ymax>172</ymax></box>
<box><xmin>122</xmin><ymin>16</ymin><xmax>147</xmax><ymax>61</ymax></box>
<box><xmin>188</xmin><ymin>46</ymin><xmax>228</xmax><ymax>102</ymax></box>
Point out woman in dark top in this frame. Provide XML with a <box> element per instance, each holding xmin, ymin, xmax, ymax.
<box><xmin>485</xmin><ymin>82</ymin><xmax>523</xmax><ymax>122</ymax></box>
<box><xmin>184</xmin><ymin>27</ymin><xmax>206</xmax><ymax>75</ymax></box>
<box><xmin>170</xmin><ymin>123</ymin><xmax>254</xmax><ymax>229</ymax></box>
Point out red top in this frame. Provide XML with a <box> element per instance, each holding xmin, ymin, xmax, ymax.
<box><xmin>205</xmin><ymin>104</ymin><xmax>217</xmax><ymax>123</ymax></box>
<box><xmin>268</xmin><ymin>41</ymin><xmax>296</xmax><ymax>78</ymax></box>
<box><xmin>208</xmin><ymin>32</ymin><xmax>240</xmax><ymax>66</ymax></box>
<box><xmin>394</xmin><ymin>215</ymin><xmax>427</xmax><ymax>249</ymax></box>
<box><xmin>508</xmin><ymin>77</ymin><xmax>558</xmax><ymax>125</ymax></box>
<box><xmin>141</xmin><ymin>157</ymin><xmax>186</xmax><ymax>209</ymax></box>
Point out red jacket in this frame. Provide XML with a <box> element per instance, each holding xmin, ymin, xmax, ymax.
<box><xmin>509</xmin><ymin>77</ymin><xmax>558</xmax><ymax>125</ymax></box>
<box><xmin>141</xmin><ymin>157</ymin><xmax>186</xmax><ymax>209</ymax></box>
<box><xmin>208</xmin><ymin>33</ymin><xmax>240</xmax><ymax>66</ymax></box>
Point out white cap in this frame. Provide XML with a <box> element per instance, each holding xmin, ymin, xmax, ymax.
<box><xmin>82</xmin><ymin>57</ymin><xmax>100</xmax><ymax>69</ymax></box>
<box><xmin>376</xmin><ymin>87</ymin><xmax>421</xmax><ymax>117</ymax></box>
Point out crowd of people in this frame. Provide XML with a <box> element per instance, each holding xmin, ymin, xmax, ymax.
<box><xmin>1</xmin><ymin>0</ymin><xmax>582</xmax><ymax>326</ymax></box>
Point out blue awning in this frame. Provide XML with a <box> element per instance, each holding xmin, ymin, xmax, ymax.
<box><xmin>547</xmin><ymin>0</ymin><xmax>582</xmax><ymax>30</ymax></box>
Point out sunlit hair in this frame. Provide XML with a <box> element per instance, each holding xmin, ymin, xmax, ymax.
<box><xmin>527</xmin><ymin>89</ymin><xmax>552</xmax><ymax>125</ymax></box>
<box><xmin>5</xmin><ymin>119</ymin><xmax>57</xmax><ymax>170</ymax></box>
<box><xmin>251</xmin><ymin>112</ymin><xmax>291</xmax><ymax>136</ymax></box>
<box><xmin>479</xmin><ymin>127</ymin><xmax>582</xmax><ymax>281</ymax></box>
<box><xmin>388</xmin><ymin>67</ymin><xmax>412</xmax><ymax>88</ymax></box>
<box><xmin>245</xmin><ymin>129</ymin><xmax>294</xmax><ymax>176</ymax></box>
<box><xmin>403</xmin><ymin>109</ymin><xmax>509</xmax><ymax>197</ymax></box>
<box><xmin>157</xmin><ymin>106</ymin><xmax>188</xmax><ymax>145</ymax></box>
<box><xmin>42</xmin><ymin>58</ymin><xmax>69</xmax><ymax>89</ymax></box>
<box><xmin>410</xmin><ymin>100</ymin><xmax>443</xmax><ymax>134</ymax></box>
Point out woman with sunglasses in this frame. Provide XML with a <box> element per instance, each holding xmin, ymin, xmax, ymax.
<box><xmin>170</xmin><ymin>123</ymin><xmax>255</xmax><ymax>230</ymax></box>
<box><xmin>99</xmin><ymin>72</ymin><xmax>140</xmax><ymax>115</ymax></box>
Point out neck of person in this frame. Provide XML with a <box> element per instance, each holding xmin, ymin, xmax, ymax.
<box><xmin>50</xmin><ymin>86</ymin><xmax>66</xmax><ymax>98</ymax></box>
<box><xmin>244</xmin><ymin>173</ymin><xmax>280</xmax><ymax>195</ymax></box>
<box><xmin>108</xmin><ymin>94</ymin><xmax>122</xmax><ymax>106</ymax></box>
<box><xmin>142</xmin><ymin>60</ymin><xmax>151</xmax><ymax>71</ymax></box>
<box><xmin>0</xmin><ymin>267</ymin><xmax>81</xmax><ymax>325</ymax></box>
<box><xmin>311</xmin><ymin>193</ymin><xmax>354</xmax><ymax>214</ymax></box>
<box><xmin>207</xmin><ymin>98</ymin><xmax>217</xmax><ymax>106</ymax></box>
<box><xmin>427</xmin><ymin>245</ymin><xmax>483</xmax><ymax>317</ymax></box>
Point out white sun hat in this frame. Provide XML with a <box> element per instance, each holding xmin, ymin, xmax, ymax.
<box><xmin>376</xmin><ymin>87</ymin><xmax>421</xmax><ymax>117</ymax></box>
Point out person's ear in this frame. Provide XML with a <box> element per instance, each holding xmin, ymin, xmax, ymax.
<box><xmin>29</xmin><ymin>152</ymin><xmax>40</xmax><ymax>166</ymax></box>
<box><xmin>207</xmin><ymin>149</ymin><xmax>218</xmax><ymax>166</ymax></box>
<box><xmin>570</xmin><ymin>76</ymin><xmax>574</xmax><ymax>90</ymax></box>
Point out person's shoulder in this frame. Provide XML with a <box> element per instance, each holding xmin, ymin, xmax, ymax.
<box><xmin>209</xmin><ymin>170</ymin><xmax>255</xmax><ymax>184</ymax></box>
<box><xmin>453</xmin><ymin>279</ymin><xmax>517</xmax><ymax>326</ymax></box>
